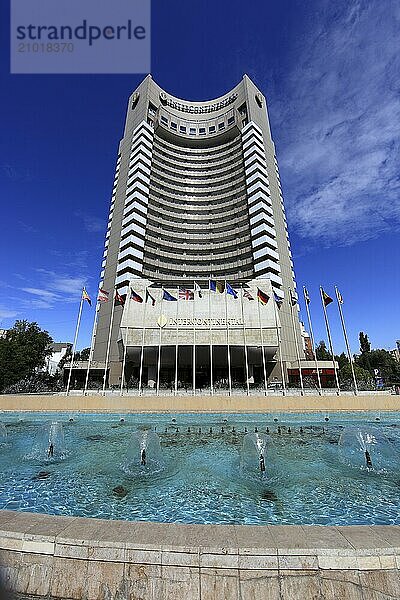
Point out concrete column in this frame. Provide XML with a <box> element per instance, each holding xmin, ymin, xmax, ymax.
<box><xmin>148</xmin><ymin>365</ymin><xmax>156</xmax><ymax>389</ymax></box>
<box><xmin>247</xmin><ymin>363</ymin><xmax>255</xmax><ymax>384</ymax></box>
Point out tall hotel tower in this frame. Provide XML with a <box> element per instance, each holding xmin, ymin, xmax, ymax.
<box><xmin>92</xmin><ymin>75</ymin><xmax>304</xmax><ymax>390</ymax></box>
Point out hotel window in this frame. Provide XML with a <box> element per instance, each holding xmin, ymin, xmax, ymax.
<box><xmin>148</xmin><ymin>103</ymin><xmax>157</xmax><ymax>115</ymax></box>
<box><xmin>218</xmin><ymin>122</ymin><xmax>225</xmax><ymax>130</ymax></box>
<box><xmin>189</xmin><ymin>127</ymin><xmax>196</xmax><ymax>135</ymax></box>
<box><xmin>170</xmin><ymin>122</ymin><xmax>177</xmax><ymax>130</ymax></box>
<box><xmin>180</xmin><ymin>125</ymin><xmax>187</xmax><ymax>133</ymax></box>
<box><xmin>160</xmin><ymin>115</ymin><xmax>168</xmax><ymax>124</ymax></box>
<box><xmin>228</xmin><ymin>116</ymin><xmax>235</xmax><ymax>125</ymax></box>
<box><xmin>199</xmin><ymin>127</ymin><xmax>206</xmax><ymax>135</ymax></box>
<box><xmin>147</xmin><ymin>118</ymin><xmax>154</xmax><ymax>127</ymax></box>
<box><xmin>209</xmin><ymin>125</ymin><xmax>216</xmax><ymax>133</ymax></box>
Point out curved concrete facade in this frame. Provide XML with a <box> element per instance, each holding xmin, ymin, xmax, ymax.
<box><xmin>90</xmin><ymin>75</ymin><xmax>303</xmax><ymax>388</ymax></box>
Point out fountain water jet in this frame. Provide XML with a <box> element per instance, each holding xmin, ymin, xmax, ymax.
<box><xmin>0</xmin><ymin>422</ymin><xmax>7</xmax><ymax>444</ymax></box>
<box><xmin>29</xmin><ymin>421</ymin><xmax>66</xmax><ymax>460</ymax></box>
<box><xmin>241</xmin><ymin>432</ymin><xmax>268</xmax><ymax>476</ymax></box>
<box><xmin>338</xmin><ymin>426</ymin><xmax>399</xmax><ymax>473</ymax></box>
<box><xmin>123</xmin><ymin>430</ymin><xmax>163</xmax><ymax>475</ymax></box>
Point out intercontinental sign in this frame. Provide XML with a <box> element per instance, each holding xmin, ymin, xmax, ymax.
<box><xmin>157</xmin><ymin>316</ymin><xmax>244</xmax><ymax>328</ymax></box>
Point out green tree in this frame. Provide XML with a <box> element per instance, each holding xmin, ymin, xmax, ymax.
<box><xmin>359</xmin><ymin>332</ymin><xmax>371</xmax><ymax>354</ymax></box>
<box><xmin>336</xmin><ymin>352</ymin><xmax>349</xmax><ymax>370</ymax></box>
<box><xmin>356</xmin><ymin>349</ymin><xmax>400</xmax><ymax>387</ymax></box>
<box><xmin>78</xmin><ymin>347</ymin><xmax>90</xmax><ymax>361</ymax></box>
<box><xmin>315</xmin><ymin>340</ymin><xmax>332</xmax><ymax>361</ymax></box>
<box><xmin>339</xmin><ymin>363</ymin><xmax>373</xmax><ymax>391</ymax></box>
<box><xmin>0</xmin><ymin>320</ymin><xmax>53</xmax><ymax>391</ymax></box>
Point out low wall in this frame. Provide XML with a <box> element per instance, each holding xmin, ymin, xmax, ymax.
<box><xmin>0</xmin><ymin>393</ymin><xmax>399</xmax><ymax>413</ymax></box>
<box><xmin>1</xmin><ymin>510</ymin><xmax>400</xmax><ymax>599</ymax></box>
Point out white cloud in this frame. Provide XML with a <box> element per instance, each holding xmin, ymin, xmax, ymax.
<box><xmin>21</xmin><ymin>288</ymin><xmax>57</xmax><ymax>300</ymax></box>
<box><xmin>0</xmin><ymin>308</ymin><xmax>18</xmax><ymax>319</ymax></box>
<box><xmin>20</xmin><ymin>271</ymin><xmax>88</xmax><ymax>309</ymax></box>
<box><xmin>273</xmin><ymin>0</ymin><xmax>400</xmax><ymax>247</ymax></box>
<box><xmin>75</xmin><ymin>211</ymin><xmax>105</xmax><ymax>233</ymax></box>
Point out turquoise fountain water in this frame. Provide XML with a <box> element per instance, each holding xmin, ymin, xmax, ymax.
<box><xmin>0</xmin><ymin>412</ymin><xmax>399</xmax><ymax>525</ymax></box>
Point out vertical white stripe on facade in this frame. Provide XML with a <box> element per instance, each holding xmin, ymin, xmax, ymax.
<box><xmin>241</xmin><ymin>122</ymin><xmax>282</xmax><ymax>285</ymax></box>
<box><xmin>116</xmin><ymin>121</ymin><xmax>154</xmax><ymax>280</ymax></box>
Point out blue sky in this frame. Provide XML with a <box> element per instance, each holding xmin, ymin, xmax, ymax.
<box><xmin>0</xmin><ymin>0</ymin><xmax>399</xmax><ymax>354</ymax></box>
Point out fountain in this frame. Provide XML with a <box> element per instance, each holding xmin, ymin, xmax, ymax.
<box><xmin>338</xmin><ymin>426</ymin><xmax>398</xmax><ymax>473</ymax></box>
<box><xmin>123</xmin><ymin>430</ymin><xmax>163</xmax><ymax>474</ymax></box>
<box><xmin>241</xmin><ymin>432</ymin><xmax>268</xmax><ymax>476</ymax></box>
<box><xmin>0</xmin><ymin>422</ymin><xmax>7</xmax><ymax>444</ymax></box>
<box><xmin>30</xmin><ymin>421</ymin><xmax>66</xmax><ymax>460</ymax></box>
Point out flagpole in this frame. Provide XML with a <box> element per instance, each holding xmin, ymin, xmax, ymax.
<box><xmin>240</xmin><ymin>286</ymin><xmax>250</xmax><ymax>396</ymax></box>
<box><xmin>174</xmin><ymin>285</ymin><xmax>179</xmax><ymax>396</ymax></box>
<box><xmin>273</xmin><ymin>298</ymin><xmax>286</xmax><ymax>396</ymax></box>
<box><xmin>119</xmin><ymin>289</ymin><xmax>130</xmax><ymax>396</ymax></box>
<box><xmin>289</xmin><ymin>292</ymin><xmax>305</xmax><ymax>396</ymax></box>
<box><xmin>102</xmin><ymin>288</ymin><xmax>116</xmax><ymax>395</ymax></box>
<box><xmin>138</xmin><ymin>287</ymin><xmax>148</xmax><ymax>395</ymax></box>
<box><xmin>256</xmin><ymin>295</ymin><xmax>268</xmax><ymax>396</ymax></box>
<box><xmin>224</xmin><ymin>279</ymin><xmax>232</xmax><ymax>396</ymax></box>
<box><xmin>84</xmin><ymin>301</ymin><xmax>100</xmax><ymax>395</ymax></box>
<box><xmin>192</xmin><ymin>282</ymin><xmax>196</xmax><ymax>396</ymax></box>
<box><xmin>208</xmin><ymin>279</ymin><xmax>214</xmax><ymax>396</ymax></box>
<box><xmin>66</xmin><ymin>294</ymin><xmax>84</xmax><ymax>396</ymax></box>
<box><xmin>303</xmin><ymin>287</ymin><xmax>322</xmax><ymax>395</ymax></box>
<box><xmin>335</xmin><ymin>286</ymin><xmax>358</xmax><ymax>395</ymax></box>
<box><xmin>156</xmin><ymin>289</ymin><xmax>163</xmax><ymax>396</ymax></box>
<box><xmin>320</xmin><ymin>286</ymin><xmax>340</xmax><ymax>395</ymax></box>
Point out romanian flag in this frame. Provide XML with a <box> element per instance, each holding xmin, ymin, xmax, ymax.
<box><xmin>303</xmin><ymin>287</ymin><xmax>310</xmax><ymax>305</ymax></box>
<box><xmin>98</xmin><ymin>288</ymin><xmax>109</xmax><ymax>303</ymax></box>
<box><xmin>226</xmin><ymin>282</ymin><xmax>238</xmax><ymax>299</ymax></box>
<box><xmin>82</xmin><ymin>287</ymin><xmax>91</xmax><ymax>306</ymax></box>
<box><xmin>321</xmin><ymin>288</ymin><xmax>333</xmax><ymax>307</ymax></box>
<box><xmin>210</xmin><ymin>280</ymin><xmax>225</xmax><ymax>293</ymax></box>
<box><xmin>257</xmin><ymin>288</ymin><xmax>270</xmax><ymax>305</ymax></box>
<box><xmin>146</xmin><ymin>289</ymin><xmax>156</xmax><ymax>306</ymax></box>
<box><xmin>273</xmin><ymin>292</ymin><xmax>284</xmax><ymax>308</ymax></box>
<box><xmin>163</xmin><ymin>289</ymin><xmax>177</xmax><ymax>301</ymax></box>
<box><xmin>114</xmin><ymin>290</ymin><xmax>125</xmax><ymax>306</ymax></box>
<box><xmin>336</xmin><ymin>288</ymin><xmax>344</xmax><ymax>304</ymax></box>
<box><xmin>130</xmin><ymin>290</ymin><xmax>143</xmax><ymax>303</ymax></box>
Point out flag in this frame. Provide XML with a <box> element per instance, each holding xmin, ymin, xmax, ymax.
<box><xmin>303</xmin><ymin>286</ymin><xmax>310</xmax><ymax>305</ymax></box>
<box><xmin>336</xmin><ymin>288</ymin><xmax>344</xmax><ymax>304</ymax></box>
<box><xmin>321</xmin><ymin>288</ymin><xmax>333</xmax><ymax>307</ymax></box>
<box><xmin>130</xmin><ymin>290</ymin><xmax>143</xmax><ymax>303</ymax></box>
<box><xmin>257</xmin><ymin>288</ymin><xmax>270</xmax><ymax>305</ymax></box>
<box><xmin>82</xmin><ymin>287</ymin><xmax>91</xmax><ymax>306</ymax></box>
<box><xmin>163</xmin><ymin>289</ymin><xmax>177</xmax><ymax>301</ymax></box>
<box><xmin>243</xmin><ymin>288</ymin><xmax>254</xmax><ymax>301</ymax></box>
<box><xmin>289</xmin><ymin>289</ymin><xmax>297</xmax><ymax>306</ymax></box>
<box><xmin>274</xmin><ymin>291</ymin><xmax>284</xmax><ymax>308</ymax></box>
<box><xmin>210</xmin><ymin>280</ymin><xmax>225</xmax><ymax>293</ymax></box>
<box><xmin>146</xmin><ymin>289</ymin><xmax>156</xmax><ymax>306</ymax></box>
<box><xmin>226</xmin><ymin>282</ymin><xmax>238</xmax><ymax>299</ymax></box>
<box><xmin>194</xmin><ymin>282</ymin><xmax>202</xmax><ymax>298</ymax></box>
<box><xmin>98</xmin><ymin>288</ymin><xmax>109</xmax><ymax>303</ymax></box>
<box><xmin>114</xmin><ymin>290</ymin><xmax>125</xmax><ymax>306</ymax></box>
<box><xmin>179</xmin><ymin>288</ymin><xmax>194</xmax><ymax>300</ymax></box>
